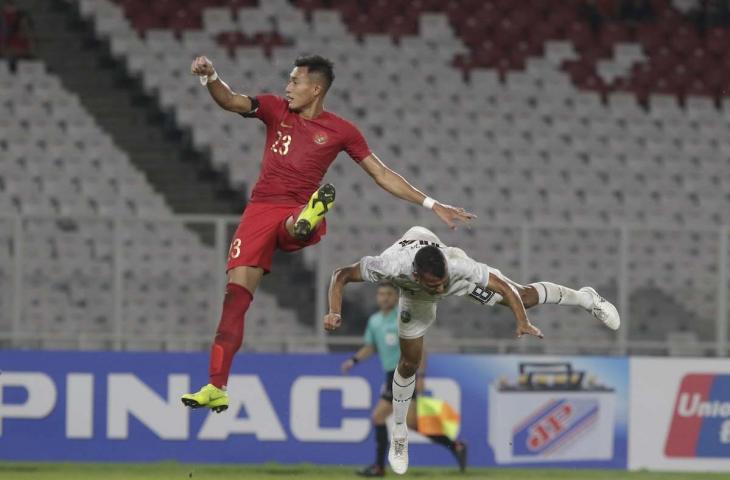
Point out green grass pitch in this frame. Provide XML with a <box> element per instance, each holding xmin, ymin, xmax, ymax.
<box><xmin>0</xmin><ymin>463</ymin><xmax>726</xmax><ymax>480</ymax></box>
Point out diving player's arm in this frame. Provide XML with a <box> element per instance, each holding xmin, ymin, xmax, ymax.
<box><xmin>191</xmin><ymin>56</ymin><xmax>254</xmax><ymax>114</ymax></box>
<box><xmin>359</xmin><ymin>154</ymin><xmax>476</xmax><ymax>229</ymax></box>
<box><xmin>324</xmin><ymin>263</ymin><xmax>364</xmax><ymax>332</ymax></box>
<box><xmin>486</xmin><ymin>273</ymin><xmax>544</xmax><ymax>339</ymax></box>
<box><xmin>341</xmin><ymin>344</ymin><xmax>375</xmax><ymax>374</ymax></box>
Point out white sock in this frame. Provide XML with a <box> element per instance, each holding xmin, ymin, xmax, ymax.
<box><xmin>392</xmin><ymin>369</ymin><xmax>416</xmax><ymax>425</ymax></box>
<box><xmin>530</xmin><ymin>282</ymin><xmax>593</xmax><ymax>310</ymax></box>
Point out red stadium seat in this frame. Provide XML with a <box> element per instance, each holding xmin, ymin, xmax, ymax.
<box><xmin>507</xmin><ymin>9</ymin><xmax>535</xmax><ymax>31</ymax></box>
<box><xmin>494</xmin><ymin>19</ymin><xmax>524</xmax><ymax>48</ymax></box>
<box><xmin>459</xmin><ymin>18</ymin><xmax>488</xmax><ymax>47</ymax></box>
<box><xmin>336</xmin><ymin>0</ymin><xmax>361</xmax><ymax>22</ymax></box>
<box><xmin>445</xmin><ymin>0</ymin><xmax>483</xmax><ymax>22</ymax></box>
<box><xmin>293</xmin><ymin>0</ymin><xmax>325</xmax><ymax>13</ymax></box>
<box><xmin>686</xmin><ymin>48</ymin><xmax>710</xmax><ymax>75</ymax></box>
<box><xmin>417</xmin><ymin>0</ymin><xmax>445</xmax><ymax>12</ymax></box>
<box><xmin>131</xmin><ymin>13</ymin><xmax>167</xmax><ymax>34</ymax></box>
<box><xmin>216</xmin><ymin>31</ymin><xmax>245</xmax><ymax>55</ymax></box>
<box><xmin>703</xmin><ymin>67</ymin><xmax>727</xmax><ymax>93</ymax></box>
<box><xmin>649</xmin><ymin>47</ymin><xmax>677</xmax><ymax>76</ymax></box>
<box><xmin>228</xmin><ymin>0</ymin><xmax>258</xmax><ymax>8</ymax></box>
<box><xmin>635</xmin><ymin>24</ymin><xmax>666</xmax><ymax>54</ymax></box>
<box><xmin>566</xmin><ymin>21</ymin><xmax>594</xmax><ymax>48</ymax></box>
<box><xmin>595</xmin><ymin>0</ymin><xmax>617</xmax><ymax>18</ymax></box>
<box><xmin>649</xmin><ymin>0</ymin><xmax>671</xmax><ymax>10</ymax></box>
<box><xmin>705</xmin><ymin>27</ymin><xmax>729</xmax><ymax>57</ymax></box>
<box><xmin>370</xmin><ymin>0</ymin><xmax>398</xmax><ymax>17</ymax></box>
<box><xmin>670</xmin><ymin>64</ymin><xmax>693</xmax><ymax>94</ymax></box>
<box><xmin>530</xmin><ymin>21</ymin><xmax>560</xmax><ymax>44</ymax></box>
<box><xmin>653</xmin><ymin>76</ymin><xmax>678</xmax><ymax>95</ymax></box>
<box><xmin>112</xmin><ymin>0</ymin><xmax>730</xmax><ymax>100</ymax></box>
<box><xmin>387</xmin><ymin>16</ymin><xmax>419</xmax><ymax>40</ymax></box>
<box><xmin>472</xmin><ymin>2</ymin><xmax>499</xmax><ymax>24</ymax></box>
<box><xmin>670</xmin><ymin>26</ymin><xmax>701</xmax><ymax>55</ymax></box>
<box><xmin>599</xmin><ymin>24</ymin><xmax>632</xmax><ymax>49</ymax></box>
<box><xmin>347</xmin><ymin>14</ymin><xmax>372</xmax><ymax>37</ymax></box>
<box><xmin>563</xmin><ymin>59</ymin><xmax>592</xmax><ymax>82</ymax></box>
<box><xmin>149</xmin><ymin>0</ymin><xmax>176</xmax><ymax>18</ymax></box>
<box><xmin>494</xmin><ymin>0</ymin><xmax>516</xmax><ymax>13</ymax></box>
<box><xmin>685</xmin><ymin>78</ymin><xmax>712</xmax><ymax>98</ymax></box>
<box><xmin>169</xmin><ymin>9</ymin><xmax>202</xmax><ymax>35</ymax></box>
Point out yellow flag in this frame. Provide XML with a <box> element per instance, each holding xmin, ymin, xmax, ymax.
<box><xmin>416</xmin><ymin>396</ymin><xmax>461</xmax><ymax>441</ymax></box>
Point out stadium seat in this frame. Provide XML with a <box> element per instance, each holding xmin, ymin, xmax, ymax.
<box><xmin>57</xmin><ymin>0</ymin><xmax>730</xmax><ymax>347</ymax></box>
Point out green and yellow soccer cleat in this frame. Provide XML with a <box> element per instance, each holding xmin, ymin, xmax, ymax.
<box><xmin>181</xmin><ymin>384</ymin><xmax>229</xmax><ymax>413</ymax></box>
<box><xmin>293</xmin><ymin>183</ymin><xmax>336</xmax><ymax>241</ymax></box>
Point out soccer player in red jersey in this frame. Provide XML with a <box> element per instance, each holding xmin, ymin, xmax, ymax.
<box><xmin>181</xmin><ymin>55</ymin><xmax>475</xmax><ymax>412</ymax></box>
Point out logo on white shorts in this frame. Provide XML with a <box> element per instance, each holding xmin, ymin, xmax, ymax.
<box><xmin>400</xmin><ymin>311</ymin><xmax>411</xmax><ymax>324</ymax></box>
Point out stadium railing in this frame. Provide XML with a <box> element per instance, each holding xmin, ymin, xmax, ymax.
<box><xmin>0</xmin><ymin>213</ymin><xmax>727</xmax><ymax>357</ymax></box>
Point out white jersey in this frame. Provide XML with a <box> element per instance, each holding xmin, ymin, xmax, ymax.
<box><xmin>359</xmin><ymin>227</ymin><xmax>501</xmax><ymax>306</ymax></box>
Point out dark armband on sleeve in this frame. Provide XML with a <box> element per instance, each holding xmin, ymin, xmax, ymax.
<box><xmin>238</xmin><ymin>96</ymin><xmax>260</xmax><ymax>118</ymax></box>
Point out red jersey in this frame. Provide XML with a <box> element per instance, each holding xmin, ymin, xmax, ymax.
<box><xmin>242</xmin><ymin>94</ymin><xmax>372</xmax><ymax>204</ymax></box>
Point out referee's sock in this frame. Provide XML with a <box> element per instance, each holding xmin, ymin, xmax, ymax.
<box><xmin>426</xmin><ymin>434</ymin><xmax>456</xmax><ymax>450</ymax></box>
<box><xmin>375</xmin><ymin>424</ymin><xmax>388</xmax><ymax>468</ymax></box>
<box><xmin>208</xmin><ymin>283</ymin><xmax>253</xmax><ymax>388</ymax></box>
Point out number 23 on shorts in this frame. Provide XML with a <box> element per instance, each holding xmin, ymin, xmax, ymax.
<box><xmin>228</xmin><ymin>238</ymin><xmax>242</xmax><ymax>260</ymax></box>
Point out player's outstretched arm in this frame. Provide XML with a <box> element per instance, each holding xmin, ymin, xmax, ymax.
<box><xmin>359</xmin><ymin>154</ymin><xmax>476</xmax><ymax>229</ymax></box>
<box><xmin>191</xmin><ymin>56</ymin><xmax>253</xmax><ymax>114</ymax></box>
<box><xmin>487</xmin><ymin>273</ymin><xmax>543</xmax><ymax>339</ymax></box>
<box><xmin>341</xmin><ymin>344</ymin><xmax>375</xmax><ymax>374</ymax></box>
<box><xmin>324</xmin><ymin>263</ymin><xmax>364</xmax><ymax>332</ymax></box>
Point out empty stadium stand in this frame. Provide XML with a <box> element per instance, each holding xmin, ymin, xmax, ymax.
<box><xmin>0</xmin><ymin>57</ymin><xmax>312</xmax><ymax>351</ymax></box>
<box><xmin>2</xmin><ymin>0</ymin><xmax>728</xmax><ymax>354</ymax></box>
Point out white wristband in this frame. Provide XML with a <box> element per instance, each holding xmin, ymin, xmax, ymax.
<box><xmin>422</xmin><ymin>196</ymin><xmax>436</xmax><ymax>209</ymax></box>
<box><xmin>199</xmin><ymin>71</ymin><xmax>218</xmax><ymax>86</ymax></box>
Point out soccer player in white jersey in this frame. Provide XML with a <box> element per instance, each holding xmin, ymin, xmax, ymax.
<box><xmin>324</xmin><ymin>226</ymin><xmax>620</xmax><ymax>475</ymax></box>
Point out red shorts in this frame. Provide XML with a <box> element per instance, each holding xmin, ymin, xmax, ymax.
<box><xmin>226</xmin><ymin>202</ymin><xmax>327</xmax><ymax>273</ymax></box>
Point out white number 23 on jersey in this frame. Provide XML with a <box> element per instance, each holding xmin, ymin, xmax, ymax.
<box><xmin>271</xmin><ymin>130</ymin><xmax>291</xmax><ymax>155</ymax></box>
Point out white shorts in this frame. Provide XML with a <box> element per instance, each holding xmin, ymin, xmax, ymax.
<box><xmin>397</xmin><ymin>294</ymin><xmax>438</xmax><ymax>339</ymax></box>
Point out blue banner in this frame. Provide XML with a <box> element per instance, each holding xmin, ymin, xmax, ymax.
<box><xmin>0</xmin><ymin>351</ymin><xmax>627</xmax><ymax>467</ymax></box>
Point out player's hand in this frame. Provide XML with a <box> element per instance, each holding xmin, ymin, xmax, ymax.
<box><xmin>341</xmin><ymin>359</ymin><xmax>355</xmax><ymax>375</ymax></box>
<box><xmin>433</xmin><ymin>202</ymin><xmax>476</xmax><ymax>230</ymax></box>
<box><xmin>191</xmin><ymin>56</ymin><xmax>215</xmax><ymax>76</ymax></box>
<box><xmin>516</xmin><ymin>320</ymin><xmax>543</xmax><ymax>339</ymax></box>
<box><xmin>324</xmin><ymin>312</ymin><xmax>342</xmax><ymax>332</ymax></box>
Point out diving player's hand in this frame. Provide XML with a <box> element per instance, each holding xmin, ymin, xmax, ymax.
<box><xmin>191</xmin><ymin>56</ymin><xmax>215</xmax><ymax>76</ymax></box>
<box><xmin>433</xmin><ymin>202</ymin><xmax>476</xmax><ymax>229</ymax></box>
<box><xmin>516</xmin><ymin>320</ymin><xmax>543</xmax><ymax>339</ymax></box>
<box><xmin>323</xmin><ymin>312</ymin><xmax>342</xmax><ymax>332</ymax></box>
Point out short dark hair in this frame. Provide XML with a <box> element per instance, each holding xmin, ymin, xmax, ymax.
<box><xmin>294</xmin><ymin>54</ymin><xmax>334</xmax><ymax>92</ymax></box>
<box><xmin>413</xmin><ymin>245</ymin><xmax>447</xmax><ymax>278</ymax></box>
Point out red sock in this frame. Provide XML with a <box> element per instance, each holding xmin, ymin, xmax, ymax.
<box><xmin>209</xmin><ymin>283</ymin><xmax>253</xmax><ymax>388</ymax></box>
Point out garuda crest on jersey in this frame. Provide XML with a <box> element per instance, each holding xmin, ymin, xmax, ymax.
<box><xmin>313</xmin><ymin>132</ymin><xmax>328</xmax><ymax>145</ymax></box>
